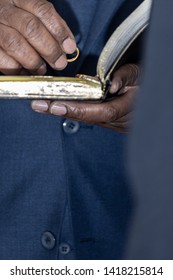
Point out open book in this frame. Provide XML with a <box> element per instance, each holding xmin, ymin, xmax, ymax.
<box><xmin>0</xmin><ymin>0</ymin><xmax>152</xmax><ymax>100</ymax></box>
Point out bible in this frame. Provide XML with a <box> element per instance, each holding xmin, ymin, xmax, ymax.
<box><xmin>0</xmin><ymin>0</ymin><xmax>152</xmax><ymax>100</ymax></box>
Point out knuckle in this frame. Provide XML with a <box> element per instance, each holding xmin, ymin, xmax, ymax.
<box><xmin>0</xmin><ymin>52</ymin><xmax>22</xmax><ymax>74</ymax></box>
<box><xmin>33</xmin><ymin>1</ymin><xmax>69</xmax><ymax>41</ymax></box>
<box><xmin>34</xmin><ymin>1</ymin><xmax>54</xmax><ymax>20</ymax></box>
<box><xmin>69</xmin><ymin>106</ymin><xmax>86</xmax><ymax>121</ymax></box>
<box><xmin>2</xmin><ymin>33</ymin><xmax>22</xmax><ymax>52</ymax></box>
<box><xmin>0</xmin><ymin>57</ymin><xmax>21</xmax><ymax>72</ymax></box>
<box><xmin>54</xmin><ymin>24</ymin><xmax>68</xmax><ymax>41</ymax></box>
<box><xmin>5</xmin><ymin>59</ymin><xmax>20</xmax><ymax>69</ymax></box>
<box><xmin>0</xmin><ymin>4</ymin><xmax>10</xmax><ymax>18</ymax></box>
<box><xmin>23</xmin><ymin>56</ymin><xmax>41</xmax><ymax>70</ymax></box>
<box><xmin>44</xmin><ymin>43</ymin><xmax>62</xmax><ymax>62</ymax></box>
<box><xmin>127</xmin><ymin>64</ymin><xmax>140</xmax><ymax>85</ymax></box>
<box><xmin>104</xmin><ymin>107</ymin><xmax>118</xmax><ymax>123</ymax></box>
<box><xmin>24</xmin><ymin>16</ymin><xmax>41</xmax><ymax>39</ymax></box>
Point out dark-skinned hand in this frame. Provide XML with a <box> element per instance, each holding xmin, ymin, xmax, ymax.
<box><xmin>0</xmin><ymin>0</ymin><xmax>139</xmax><ymax>132</ymax></box>
<box><xmin>0</xmin><ymin>0</ymin><xmax>76</xmax><ymax>75</ymax></box>
<box><xmin>31</xmin><ymin>64</ymin><xmax>140</xmax><ymax>132</ymax></box>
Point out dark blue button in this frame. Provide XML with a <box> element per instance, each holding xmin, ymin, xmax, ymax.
<box><xmin>63</xmin><ymin>119</ymin><xmax>80</xmax><ymax>134</ymax></box>
<box><xmin>59</xmin><ymin>242</ymin><xmax>71</xmax><ymax>255</ymax></box>
<box><xmin>41</xmin><ymin>232</ymin><xmax>56</xmax><ymax>250</ymax></box>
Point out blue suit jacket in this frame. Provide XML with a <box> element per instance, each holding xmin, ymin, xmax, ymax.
<box><xmin>0</xmin><ymin>0</ymin><xmax>142</xmax><ymax>259</ymax></box>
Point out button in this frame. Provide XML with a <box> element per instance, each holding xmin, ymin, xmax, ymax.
<box><xmin>59</xmin><ymin>242</ymin><xmax>71</xmax><ymax>255</ymax></box>
<box><xmin>63</xmin><ymin>119</ymin><xmax>80</xmax><ymax>134</ymax></box>
<box><xmin>41</xmin><ymin>232</ymin><xmax>56</xmax><ymax>250</ymax></box>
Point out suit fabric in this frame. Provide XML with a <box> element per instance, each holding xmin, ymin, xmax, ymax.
<box><xmin>127</xmin><ymin>0</ymin><xmax>173</xmax><ymax>259</ymax></box>
<box><xmin>0</xmin><ymin>0</ymin><xmax>142</xmax><ymax>259</ymax></box>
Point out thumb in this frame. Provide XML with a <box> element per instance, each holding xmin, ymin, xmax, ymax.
<box><xmin>109</xmin><ymin>64</ymin><xmax>140</xmax><ymax>94</ymax></box>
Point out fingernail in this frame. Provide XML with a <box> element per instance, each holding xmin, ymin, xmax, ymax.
<box><xmin>110</xmin><ymin>79</ymin><xmax>122</xmax><ymax>94</ymax></box>
<box><xmin>50</xmin><ymin>104</ymin><xmax>67</xmax><ymax>115</ymax></box>
<box><xmin>54</xmin><ymin>55</ymin><xmax>67</xmax><ymax>69</ymax></box>
<box><xmin>31</xmin><ymin>100</ymin><xmax>48</xmax><ymax>112</ymax></box>
<box><xmin>62</xmin><ymin>38</ymin><xmax>76</xmax><ymax>54</ymax></box>
<box><xmin>37</xmin><ymin>64</ymin><xmax>47</xmax><ymax>75</ymax></box>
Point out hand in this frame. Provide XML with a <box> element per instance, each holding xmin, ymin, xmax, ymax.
<box><xmin>31</xmin><ymin>64</ymin><xmax>140</xmax><ymax>132</ymax></box>
<box><xmin>0</xmin><ymin>0</ymin><xmax>76</xmax><ymax>75</ymax></box>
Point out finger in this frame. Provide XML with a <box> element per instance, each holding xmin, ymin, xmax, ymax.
<box><xmin>100</xmin><ymin>87</ymin><xmax>137</xmax><ymax>122</ymax></box>
<box><xmin>0</xmin><ymin>24</ymin><xmax>47</xmax><ymax>75</ymax></box>
<box><xmin>31</xmin><ymin>99</ymin><xmax>129</xmax><ymax>133</ymax></box>
<box><xmin>31</xmin><ymin>99</ymin><xmax>117</xmax><ymax>123</ymax></box>
<box><xmin>109</xmin><ymin>64</ymin><xmax>140</xmax><ymax>94</ymax></box>
<box><xmin>0</xmin><ymin>6</ymin><xmax>67</xmax><ymax>70</ymax></box>
<box><xmin>12</xmin><ymin>0</ymin><xmax>77</xmax><ymax>54</ymax></box>
<box><xmin>31</xmin><ymin>85</ymin><xmax>137</xmax><ymax>127</ymax></box>
<box><xmin>31</xmin><ymin>87</ymin><xmax>135</xmax><ymax>123</ymax></box>
<box><xmin>31</xmin><ymin>87</ymin><xmax>137</xmax><ymax>123</ymax></box>
<box><xmin>0</xmin><ymin>47</ymin><xmax>24</xmax><ymax>75</ymax></box>
<box><xmin>31</xmin><ymin>100</ymin><xmax>50</xmax><ymax>113</ymax></box>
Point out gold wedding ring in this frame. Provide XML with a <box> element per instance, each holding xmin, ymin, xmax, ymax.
<box><xmin>67</xmin><ymin>47</ymin><xmax>80</xmax><ymax>62</ymax></box>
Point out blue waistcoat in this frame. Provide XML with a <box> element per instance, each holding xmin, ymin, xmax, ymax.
<box><xmin>0</xmin><ymin>0</ymin><xmax>142</xmax><ymax>259</ymax></box>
